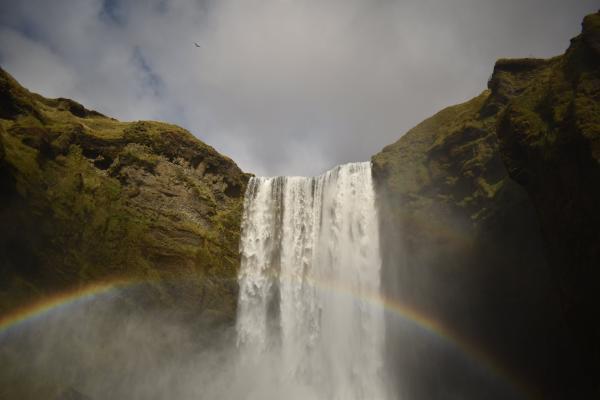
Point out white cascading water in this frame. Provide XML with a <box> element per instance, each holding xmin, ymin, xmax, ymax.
<box><xmin>236</xmin><ymin>162</ymin><xmax>388</xmax><ymax>400</ymax></box>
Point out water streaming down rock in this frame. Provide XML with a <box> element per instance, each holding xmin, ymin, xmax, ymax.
<box><xmin>236</xmin><ymin>162</ymin><xmax>388</xmax><ymax>400</ymax></box>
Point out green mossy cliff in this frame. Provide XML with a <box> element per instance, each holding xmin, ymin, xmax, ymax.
<box><xmin>373</xmin><ymin>12</ymin><xmax>600</xmax><ymax>399</ymax></box>
<box><xmin>0</xmin><ymin>67</ymin><xmax>249</xmax><ymax>326</ymax></box>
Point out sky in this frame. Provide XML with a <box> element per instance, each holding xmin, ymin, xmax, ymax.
<box><xmin>0</xmin><ymin>0</ymin><xmax>597</xmax><ymax>176</ymax></box>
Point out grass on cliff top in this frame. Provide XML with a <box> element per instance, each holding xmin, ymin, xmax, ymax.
<box><xmin>1</xmin><ymin>67</ymin><xmax>235</xmax><ymax>167</ymax></box>
<box><xmin>382</xmin><ymin>90</ymin><xmax>491</xmax><ymax>154</ymax></box>
<box><xmin>372</xmin><ymin>90</ymin><xmax>491</xmax><ymax>194</ymax></box>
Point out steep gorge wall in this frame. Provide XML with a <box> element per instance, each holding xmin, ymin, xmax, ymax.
<box><xmin>0</xmin><ymin>67</ymin><xmax>249</xmax><ymax>327</ymax></box>
<box><xmin>372</xmin><ymin>12</ymin><xmax>600</xmax><ymax>399</ymax></box>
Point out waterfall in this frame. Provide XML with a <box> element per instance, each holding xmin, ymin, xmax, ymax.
<box><xmin>236</xmin><ymin>162</ymin><xmax>388</xmax><ymax>400</ymax></box>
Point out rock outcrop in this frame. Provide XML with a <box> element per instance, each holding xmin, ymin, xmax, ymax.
<box><xmin>0</xmin><ymin>67</ymin><xmax>249</xmax><ymax>327</ymax></box>
<box><xmin>373</xmin><ymin>11</ymin><xmax>599</xmax><ymax>399</ymax></box>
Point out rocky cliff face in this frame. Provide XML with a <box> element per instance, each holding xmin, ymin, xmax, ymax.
<box><xmin>0</xmin><ymin>67</ymin><xmax>249</xmax><ymax>327</ymax></box>
<box><xmin>373</xmin><ymin>11</ymin><xmax>599</xmax><ymax>399</ymax></box>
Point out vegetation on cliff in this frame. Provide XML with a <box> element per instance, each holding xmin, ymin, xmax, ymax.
<box><xmin>0</xmin><ymin>67</ymin><xmax>249</xmax><ymax>325</ymax></box>
<box><xmin>373</xmin><ymin>11</ymin><xmax>599</xmax><ymax>399</ymax></box>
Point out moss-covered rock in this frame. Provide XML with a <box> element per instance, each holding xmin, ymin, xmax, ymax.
<box><xmin>0</xmin><ymin>67</ymin><xmax>250</xmax><ymax>326</ymax></box>
<box><xmin>373</xmin><ymin>11</ymin><xmax>600</xmax><ymax>399</ymax></box>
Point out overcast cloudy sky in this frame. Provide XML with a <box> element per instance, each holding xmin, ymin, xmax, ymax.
<box><xmin>0</xmin><ymin>0</ymin><xmax>597</xmax><ymax>176</ymax></box>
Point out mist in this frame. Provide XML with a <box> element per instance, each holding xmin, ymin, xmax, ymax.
<box><xmin>0</xmin><ymin>292</ymin><xmax>229</xmax><ymax>399</ymax></box>
<box><xmin>0</xmin><ymin>289</ymin><xmax>341</xmax><ymax>400</ymax></box>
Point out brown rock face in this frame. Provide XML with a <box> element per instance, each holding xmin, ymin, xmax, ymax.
<box><xmin>0</xmin><ymin>66</ymin><xmax>250</xmax><ymax>328</ymax></box>
<box><xmin>373</xmin><ymin>11</ymin><xmax>600</xmax><ymax>399</ymax></box>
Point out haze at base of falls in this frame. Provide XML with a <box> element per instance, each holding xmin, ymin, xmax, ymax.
<box><xmin>236</xmin><ymin>162</ymin><xmax>390</xmax><ymax>400</ymax></box>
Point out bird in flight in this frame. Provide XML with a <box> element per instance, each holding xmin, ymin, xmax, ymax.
<box><xmin>194</xmin><ymin>42</ymin><xmax>201</xmax><ymax>48</ymax></box>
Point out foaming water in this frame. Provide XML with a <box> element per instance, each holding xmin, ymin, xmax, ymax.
<box><xmin>237</xmin><ymin>162</ymin><xmax>389</xmax><ymax>400</ymax></box>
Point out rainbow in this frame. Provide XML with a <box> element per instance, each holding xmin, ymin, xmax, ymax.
<box><xmin>299</xmin><ymin>275</ymin><xmax>535</xmax><ymax>399</ymax></box>
<box><xmin>0</xmin><ymin>275</ymin><xmax>533</xmax><ymax>398</ymax></box>
<box><xmin>0</xmin><ymin>277</ymin><xmax>138</xmax><ymax>336</ymax></box>
<box><xmin>343</xmin><ymin>290</ymin><xmax>532</xmax><ymax>398</ymax></box>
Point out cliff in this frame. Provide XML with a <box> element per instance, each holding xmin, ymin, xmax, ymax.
<box><xmin>0</xmin><ymin>67</ymin><xmax>249</xmax><ymax>327</ymax></box>
<box><xmin>373</xmin><ymin>11</ymin><xmax>600</xmax><ymax>399</ymax></box>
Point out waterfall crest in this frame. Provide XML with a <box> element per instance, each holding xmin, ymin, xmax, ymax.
<box><xmin>237</xmin><ymin>162</ymin><xmax>388</xmax><ymax>400</ymax></box>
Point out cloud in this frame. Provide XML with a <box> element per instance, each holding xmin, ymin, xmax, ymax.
<box><xmin>0</xmin><ymin>27</ymin><xmax>77</xmax><ymax>97</ymax></box>
<box><xmin>0</xmin><ymin>0</ymin><xmax>597</xmax><ymax>175</ymax></box>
